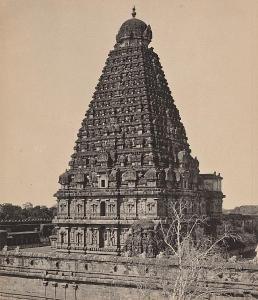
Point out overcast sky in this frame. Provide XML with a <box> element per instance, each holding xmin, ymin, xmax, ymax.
<box><xmin>0</xmin><ymin>0</ymin><xmax>257</xmax><ymax>209</ymax></box>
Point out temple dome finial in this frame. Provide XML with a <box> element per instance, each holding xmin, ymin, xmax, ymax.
<box><xmin>116</xmin><ymin>7</ymin><xmax>152</xmax><ymax>46</ymax></box>
<box><xmin>132</xmin><ymin>6</ymin><xmax>136</xmax><ymax>18</ymax></box>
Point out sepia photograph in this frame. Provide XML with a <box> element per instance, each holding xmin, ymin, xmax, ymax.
<box><xmin>0</xmin><ymin>1</ymin><xmax>257</xmax><ymax>299</ymax></box>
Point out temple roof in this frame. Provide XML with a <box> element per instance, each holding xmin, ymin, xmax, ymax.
<box><xmin>116</xmin><ymin>7</ymin><xmax>152</xmax><ymax>44</ymax></box>
<box><xmin>55</xmin><ymin>7</ymin><xmax>198</xmax><ymax>198</ymax></box>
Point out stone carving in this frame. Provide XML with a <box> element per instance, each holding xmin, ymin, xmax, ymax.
<box><xmin>165</xmin><ymin>167</ymin><xmax>174</xmax><ymax>182</ymax></box>
<box><xmin>2</xmin><ymin>245</ymin><xmax>8</xmax><ymax>253</ymax></box>
<box><xmin>92</xmin><ymin>229</ymin><xmax>97</xmax><ymax>245</ymax></box>
<box><xmin>122</xmin><ymin>170</ymin><xmax>137</xmax><ymax>182</ymax></box>
<box><xmin>14</xmin><ymin>246</ymin><xmax>20</xmax><ymax>254</ymax></box>
<box><xmin>144</xmin><ymin>168</ymin><xmax>157</xmax><ymax>181</ymax></box>
<box><xmin>110</xmin><ymin>230</ymin><xmax>116</xmax><ymax>246</ymax></box>
<box><xmin>109</xmin><ymin>168</ymin><xmax>119</xmax><ymax>182</ymax></box>
<box><xmin>74</xmin><ymin>173</ymin><xmax>85</xmax><ymax>183</ymax></box>
<box><xmin>88</xmin><ymin>172</ymin><xmax>98</xmax><ymax>187</ymax></box>
<box><xmin>59</xmin><ymin>171</ymin><xmax>70</xmax><ymax>185</ymax></box>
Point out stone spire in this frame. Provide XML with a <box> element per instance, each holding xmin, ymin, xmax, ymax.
<box><xmin>53</xmin><ymin>11</ymin><xmax>224</xmax><ymax>256</ymax></box>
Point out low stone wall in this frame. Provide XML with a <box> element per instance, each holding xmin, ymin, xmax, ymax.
<box><xmin>0</xmin><ymin>249</ymin><xmax>257</xmax><ymax>299</ymax></box>
<box><xmin>0</xmin><ymin>276</ymin><xmax>151</xmax><ymax>300</ymax></box>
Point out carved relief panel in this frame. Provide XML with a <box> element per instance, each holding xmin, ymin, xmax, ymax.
<box><xmin>58</xmin><ymin>199</ymin><xmax>70</xmax><ymax>218</ymax></box>
<box><xmin>103</xmin><ymin>227</ymin><xmax>118</xmax><ymax>248</ymax></box>
<box><xmin>145</xmin><ymin>198</ymin><xmax>157</xmax><ymax>216</ymax></box>
<box><xmin>86</xmin><ymin>227</ymin><xmax>98</xmax><ymax>248</ymax></box>
<box><xmin>120</xmin><ymin>198</ymin><xmax>136</xmax><ymax>218</ymax></box>
<box><xmin>72</xmin><ymin>199</ymin><xmax>85</xmax><ymax>219</ymax></box>
<box><xmin>105</xmin><ymin>199</ymin><xmax>116</xmax><ymax>217</ymax></box>
<box><xmin>89</xmin><ymin>199</ymin><xmax>99</xmax><ymax>217</ymax></box>
<box><xmin>138</xmin><ymin>198</ymin><xmax>147</xmax><ymax>216</ymax></box>
<box><xmin>120</xmin><ymin>228</ymin><xmax>129</xmax><ymax>246</ymax></box>
<box><xmin>126</xmin><ymin>198</ymin><xmax>137</xmax><ymax>218</ymax></box>
<box><xmin>73</xmin><ymin>227</ymin><xmax>85</xmax><ymax>249</ymax></box>
<box><xmin>57</xmin><ymin>227</ymin><xmax>69</xmax><ymax>249</ymax></box>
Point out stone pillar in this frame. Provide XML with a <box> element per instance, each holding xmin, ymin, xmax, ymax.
<box><xmin>95</xmin><ymin>227</ymin><xmax>99</xmax><ymax>248</ymax></box>
<box><xmin>42</xmin><ymin>280</ymin><xmax>48</xmax><ymax>300</ymax></box>
<box><xmin>71</xmin><ymin>283</ymin><xmax>78</xmax><ymax>300</ymax></box>
<box><xmin>112</xmin><ymin>227</ymin><xmax>118</xmax><ymax>249</ymax></box>
<box><xmin>51</xmin><ymin>282</ymin><xmax>58</xmax><ymax>300</ymax></box>
<box><xmin>91</xmin><ymin>227</ymin><xmax>98</xmax><ymax>247</ymax></box>
<box><xmin>61</xmin><ymin>283</ymin><xmax>68</xmax><ymax>300</ymax></box>
<box><xmin>106</xmin><ymin>228</ymin><xmax>111</xmax><ymax>247</ymax></box>
<box><xmin>70</xmin><ymin>227</ymin><xmax>76</xmax><ymax>245</ymax></box>
<box><xmin>87</xmin><ymin>227</ymin><xmax>92</xmax><ymax>246</ymax></box>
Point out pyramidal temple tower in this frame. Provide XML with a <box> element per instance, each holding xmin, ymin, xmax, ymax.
<box><xmin>53</xmin><ymin>8</ymin><xmax>224</xmax><ymax>255</ymax></box>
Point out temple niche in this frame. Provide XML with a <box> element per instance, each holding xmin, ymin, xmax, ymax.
<box><xmin>53</xmin><ymin>8</ymin><xmax>224</xmax><ymax>255</ymax></box>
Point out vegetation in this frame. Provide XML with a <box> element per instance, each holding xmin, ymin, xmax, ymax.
<box><xmin>133</xmin><ymin>200</ymin><xmax>239</xmax><ymax>300</ymax></box>
<box><xmin>156</xmin><ymin>201</ymin><xmax>232</xmax><ymax>300</ymax></box>
<box><xmin>0</xmin><ymin>203</ymin><xmax>56</xmax><ymax>220</ymax></box>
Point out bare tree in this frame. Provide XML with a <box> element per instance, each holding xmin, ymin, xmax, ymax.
<box><xmin>127</xmin><ymin>199</ymin><xmax>238</xmax><ymax>300</ymax></box>
<box><xmin>156</xmin><ymin>199</ymin><xmax>236</xmax><ymax>300</ymax></box>
<box><xmin>121</xmin><ymin>196</ymin><xmax>249</xmax><ymax>300</ymax></box>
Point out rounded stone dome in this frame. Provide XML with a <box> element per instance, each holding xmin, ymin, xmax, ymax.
<box><xmin>116</xmin><ymin>9</ymin><xmax>152</xmax><ymax>46</ymax></box>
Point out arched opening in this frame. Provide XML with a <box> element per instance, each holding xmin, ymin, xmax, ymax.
<box><xmin>100</xmin><ymin>202</ymin><xmax>106</xmax><ymax>216</ymax></box>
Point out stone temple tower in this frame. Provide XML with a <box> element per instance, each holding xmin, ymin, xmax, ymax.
<box><xmin>53</xmin><ymin>8</ymin><xmax>224</xmax><ymax>255</ymax></box>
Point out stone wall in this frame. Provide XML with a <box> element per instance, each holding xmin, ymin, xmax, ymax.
<box><xmin>0</xmin><ymin>250</ymin><xmax>257</xmax><ymax>299</ymax></box>
<box><xmin>0</xmin><ymin>276</ymin><xmax>152</xmax><ymax>300</ymax></box>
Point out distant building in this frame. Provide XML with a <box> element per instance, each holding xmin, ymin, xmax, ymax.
<box><xmin>0</xmin><ymin>219</ymin><xmax>54</xmax><ymax>249</ymax></box>
<box><xmin>225</xmin><ymin>205</ymin><xmax>258</xmax><ymax>215</ymax></box>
